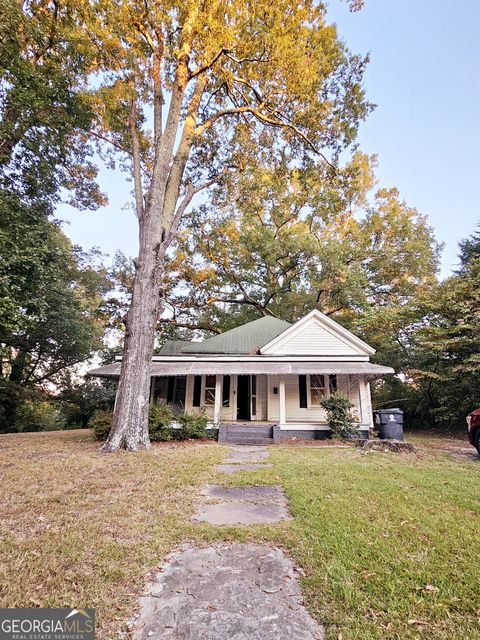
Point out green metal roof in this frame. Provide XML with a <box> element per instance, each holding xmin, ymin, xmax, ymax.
<box><xmin>157</xmin><ymin>340</ymin><xmax>193</xmax><ymax>355</ymax></box>
<box><xmin>181</xmin><ymin>316</ymin><xmax>292</xmax><ymax>355</ymax></box>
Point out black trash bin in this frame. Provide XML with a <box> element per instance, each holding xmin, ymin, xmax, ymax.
<box><xmin>374</xmin><ymin>408</ymin><xmax>404</xmax><ymax>441</ymax></box>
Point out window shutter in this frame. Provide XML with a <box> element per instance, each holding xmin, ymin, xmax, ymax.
<box><xmin>192</xmin><ymin>376</ymin><xmax>202</xmax><ymax>407</ymax></box>
<box><xmin>222</xmin><ymin>375</ymin><xmax>230</xmax><ymax>407</ymax></box>
<box><xmin>299</xmin><ymin>375</ymin><xmax>307</xmax><ymax>408</ymax></box>
<box><xmin>329</xmin><ymin>374</ymin><xmax>337</xmax><ymax>393</ymax></box>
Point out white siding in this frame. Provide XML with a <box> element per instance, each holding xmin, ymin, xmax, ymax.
<box><xmin>256</xmin><ymin>374</ymin><xmax>268</xmax><ymax>420</ymax></box>
<box><xmin>268</xmin><ymin>374</ymin><xmax>370</xmax><ymax>427</ymax></box>
<box><xmin>266</xmin><ymin>319</ymin><xmax>360</xmax><ymax>356</ymax></box>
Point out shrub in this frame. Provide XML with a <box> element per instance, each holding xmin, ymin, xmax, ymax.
<box><xmin>320</xmin><ymin>392</ymin><xmax>358</xmax><ymax>439</ymax></box>
<box><xmin>15</xmin><ymin>401</ymin><xmax>63</xmax><ymax>432</ymax></box>
<box><xmin>90</xmin><ymin>405</ymin><xmax>213</xmax><ymax>442</ymax></box>
<box><xmin>176</xmin><ymin>410</ymin><xmax>211</xmax><ymax>439</ymax></box>
<box><xmin>90</xmin><ymin>410</ymin><xmax>113</xmax><ymax>440</ymax></box>
<box><xmin>149</xmin><ymin>404</ymin><xmax>173</xmax><ymax>441</ymax></box>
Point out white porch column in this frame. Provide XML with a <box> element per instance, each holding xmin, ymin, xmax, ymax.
<box><xmin>358</xmin><ymin>377</ymin><xmax>373</xmax><ymax>429</ymax></box>
<box><xmin>279</xmin><ymin>377</ymin><xmax>286</xmax><ymax>427</ymax></box>
<box><xmin>213</xmin><ymin>375</ymin><xmax>222</xmax><ymax>426</ymax></box>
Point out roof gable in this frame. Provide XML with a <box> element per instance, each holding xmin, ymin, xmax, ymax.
<box><xmin>260</xmin><ymin>310</ymin><xmax>375</xmax><ymax>357</ymax></box>
<box><xmin>181</xmin><ymin>316</ymin><xmax>291</xmax><ymax>354</ymax></box>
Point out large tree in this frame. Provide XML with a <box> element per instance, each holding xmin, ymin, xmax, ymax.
<box><xmin>367</xmin><ymin>228</ymin><xmax>480</xmax><ymax>429</ymax></box>
<box><xmin>0</xmin><ymin>0</ymin><xmax>110</xmax><ymax>430</ymax></box>
<box><xmin>0</xmin><ymin>0</ymin><xmax>102</xmax><ymax>208</ymax></box>
<box><xmin>159</xmin><ymin>141</ymin><xmax>439</xmax><ymax>334</ymax></box>
<box><xmin>89</xmin><ymin>0</ymin><xmax>371</xmax><ymax>451</ymax></box>
<box><xmin>0</xmin><ymin>196</ymin><xmax>110</xmax><ymax>431</ymax></box>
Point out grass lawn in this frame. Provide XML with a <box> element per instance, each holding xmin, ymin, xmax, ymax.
<box><xmin>1</xmin><ymin>429</ymin><xmax>479</xmax><ymax>639</ymax></box>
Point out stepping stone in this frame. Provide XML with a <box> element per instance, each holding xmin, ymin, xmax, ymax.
<box><xmin>224</xmin><ymin>447</ymin><xmax>270</xmax><ymax>463</ymax></box>
<box><xmin>216</xmin><ymin>463</ymin><xmax>273</xmax><ymax>474</ymax></box>
<box><xmin>133</xmin><ymin>543</ymin><xmax>325</xmax><ymax>640</ymax></box>
<box><xmin>193</xmin><ymin>484</ymin><xmax>290</xmax><ymax>525</ymax></box>
<box><xmin>193</xmin><ymin>500</ymin><xmax>290</xmax><ymax>525</ymax></box>
<box><xmin>201</xmin><ymin>484</ymin><xmax>285</xmax><ymax>503</ymax></box>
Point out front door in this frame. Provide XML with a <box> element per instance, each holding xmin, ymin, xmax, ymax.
<box><xmin>237</xmin><ymin>375</ymin><xmax>257</xmax><ymax>421</ymax></box>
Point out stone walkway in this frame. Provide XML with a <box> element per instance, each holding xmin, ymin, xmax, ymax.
<box><xmin>193</xmin><ymin>483</ymin><xmax>291</xmax><ymax>525</ymax></box>
<box><xmin>134</xmin><ymin>543</ymin><xmax>324</xmax><ymax>640</ymax></box>
<box><xmin>131</xmin><ymin>445</ymin><xmax>324</xmax><ymax>639</ymax></box>
<box><xmin>216</xmin><ymin>445</ymin><xmax>274</xmax><ymax>473</ymax></box>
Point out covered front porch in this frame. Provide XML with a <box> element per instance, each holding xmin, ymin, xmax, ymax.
<box><xmin>148</xmin><ymin>370</ymin><xmax>375</xmax><ymax>437</ymax></box>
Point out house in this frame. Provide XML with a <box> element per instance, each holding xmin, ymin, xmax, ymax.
<box><xmin>89</xmin><ymin>310</ymin><xmax>394</xmax><ymax>443</ymax></box>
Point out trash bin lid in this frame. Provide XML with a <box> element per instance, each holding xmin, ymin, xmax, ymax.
<box><xmin>376</xmin><ymin>408</ymin><xmax>403</xmax><ymax>415</ymax></box>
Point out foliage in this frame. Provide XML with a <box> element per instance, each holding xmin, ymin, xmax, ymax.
<box><xmin>320</xmin><ymin>392</ymin><xmax>357</xmax><ymax>439</ymax></box>
<box><xmin>90</xmin><ymin>410</ymin><xmax>114</xmax><ymax>441</ymax></box>
<box><xmin>148</xmin><ymin>404</ymin><xmax>174</xmax><ymax>441</ymax></box>
<box><xmin>176</xmin><ymin>410</ymin><xmax>211</xmax><ymax>440</ymax></box>
<box><xmin>0</xmin><ymin>0</ymin><xmax>110</xmax><ymax>433</ymax></box>
<box><xmin>59</xmin><ymin>378</ymin><xmax>116</xmax><ymax>428</ymax></box>
<box><xmin>0</xmin><ymin>0</ymin><xmax>103</xmax><ymax>208</ymax></box>
<box><xmin>0</xmin><ymin>201</ymin><xmax>111</xmax><ymax>432</ymax></box>
<box><xmin>93</xmin><ymin>405</ymin><xmax>212</xmax><ymax>441</ymax></box>
<box><xmin>14</xmin><ymin>400</ymin><xmax>63</xmax><ymax>433</ymax></box>
<box><xmin>370</xmin><ymin>227</ymin><xmax>480</xmax><ymax>430</ymax></box>
<box><xmin>162</xmin><ymin>141</ymin><xmax>439</xmax><ymax>332</ymax></box>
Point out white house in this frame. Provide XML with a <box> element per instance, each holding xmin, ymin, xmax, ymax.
<box><xmin>89</xmin><ymin>310</ymin><xmax>394</xmax><ymax>443</ymax></box>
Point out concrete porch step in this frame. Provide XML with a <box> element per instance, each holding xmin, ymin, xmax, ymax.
<box><xmin>218</xmin><ymin>423</ymin><xmax>277</xmax><ymax>445</ymax></box>
<box><xmin>225</xmin><ymin>438</ymin><xmax>274</xmax><ymax>445</ymax></box>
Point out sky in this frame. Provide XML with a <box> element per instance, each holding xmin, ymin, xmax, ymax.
<box><xmin>60</xmin><ymin>0</ymin><xmax>480</xmax><ymax>277</ymax></box>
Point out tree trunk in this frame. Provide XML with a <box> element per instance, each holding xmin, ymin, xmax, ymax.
<box><xmin>102</xmin><ymin>243</ymin><xmax>163</xmax><ymax>452</ymax></box>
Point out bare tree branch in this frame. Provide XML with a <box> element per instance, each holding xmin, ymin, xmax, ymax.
<box><xmin>189</xmin><ymin>47</ymin><xmax>231</xmax><ymax>79</ymax></box>
<box><xmin>165</xmin><ymin>175</ymin><xmax>220</xmax><ymax>248</ymax></box>
<box><xmin>129</xmin><ymin>98</ymin><xmax>144</xmax><ymax>220</ymax></box>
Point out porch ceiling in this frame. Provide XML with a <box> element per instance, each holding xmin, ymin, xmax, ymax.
<box><xmin>88</xmin><ymin>361</ymin><xmax>394</xmax><ymax>379</ymax></box>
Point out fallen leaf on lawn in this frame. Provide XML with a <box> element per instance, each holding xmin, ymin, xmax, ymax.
<box><xmin>408</xmin><ymin>619</ymin><xmax>429</xmax><ymax>626</ymax></box>
<box><xmin>423</xmin><ymin>584</ymin><xmax>439</xmax><ymax>593</ymax></box>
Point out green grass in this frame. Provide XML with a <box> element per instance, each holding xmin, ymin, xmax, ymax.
<box><xmin>1</xmin><ymin>430</ymin><xmax>479</xmax><ymax>639</ymax></box>
<box><xmin>0</xmin><ymin>430</ymin><xmax>225</xmax><ymax>639</ymax></box>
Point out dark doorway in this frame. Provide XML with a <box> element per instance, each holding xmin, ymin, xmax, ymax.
<box><xmin>237</xmin><ymin>375</ymin><xmax>250</xmax><ymax>420</ymax></box>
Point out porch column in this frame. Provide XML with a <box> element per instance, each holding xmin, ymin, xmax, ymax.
<box><xmin>213</xmin><ymin>375</ymin><xmax>222</xmax><ymax>426</ymax></box>
<box><xmin>359</xmin><ymin>378</ymin><xmax>373</xmax><ymax>429</ymax></box>
<box><xmin>279</xmin><ymin>377</ymin><xmax>286</xmax><ymax>427</ymax></box>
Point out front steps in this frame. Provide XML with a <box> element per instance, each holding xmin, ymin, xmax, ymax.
<box><xmin>218</xmin><ymin>423</ymin><xmax>278</xmax><ymax>445</ymax></box>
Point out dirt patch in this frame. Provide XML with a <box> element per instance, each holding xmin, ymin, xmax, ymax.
<box><xmin>440</xmin><ymin>446</ymin><xmax>479</xmax><ymax>462</ymax></box>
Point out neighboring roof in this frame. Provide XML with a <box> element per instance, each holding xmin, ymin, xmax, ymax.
<box><xmin>88</xmin><ymin>360</ymin><xmax>394</xmax><ymax>379</ymax></box>
<box><xmin>157</xmin><ymin>340</ymin><xmax>192</xmax><ymax>356</ymax></box>
<box><xmin>181</xmin><ymin>316</ymin><xmax>292</xmax><ymax>355</ymax></box>
<box><xmin>260</xmin><ymin>309</ymin><xmax>375</xmax><ymax>356</ymax></box>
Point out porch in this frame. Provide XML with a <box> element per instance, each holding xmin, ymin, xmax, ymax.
<box><xmin>148</xmin><ymin>371</ymin><xmax>375</xmax><ymax>436</ymax></box>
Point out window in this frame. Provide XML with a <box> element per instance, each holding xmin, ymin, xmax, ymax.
<box><xmin>204</xmin><ymin>375</ymin><xmax>216</xmax><ymax>405</ymax></box>
<box><xmin>153</xmin><ymin>376</ymin><xmax>186</xmax><ymax>409</ymax></box>
<box><xmin>310</xmin><ymin>374</ymin><xmax>326</xmax><ymax>406</ymax></box>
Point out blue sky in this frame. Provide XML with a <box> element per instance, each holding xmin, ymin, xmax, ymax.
<box><xmin>60</xmin><ymin>0</ymin><xmax>480</xmax><ymax>276</ymax></box>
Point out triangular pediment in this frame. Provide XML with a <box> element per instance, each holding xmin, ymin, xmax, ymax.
<box><xmin>260</xmin><ymin>310</ymin><xmax>375</xmax><ymax>357</ymax></box>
